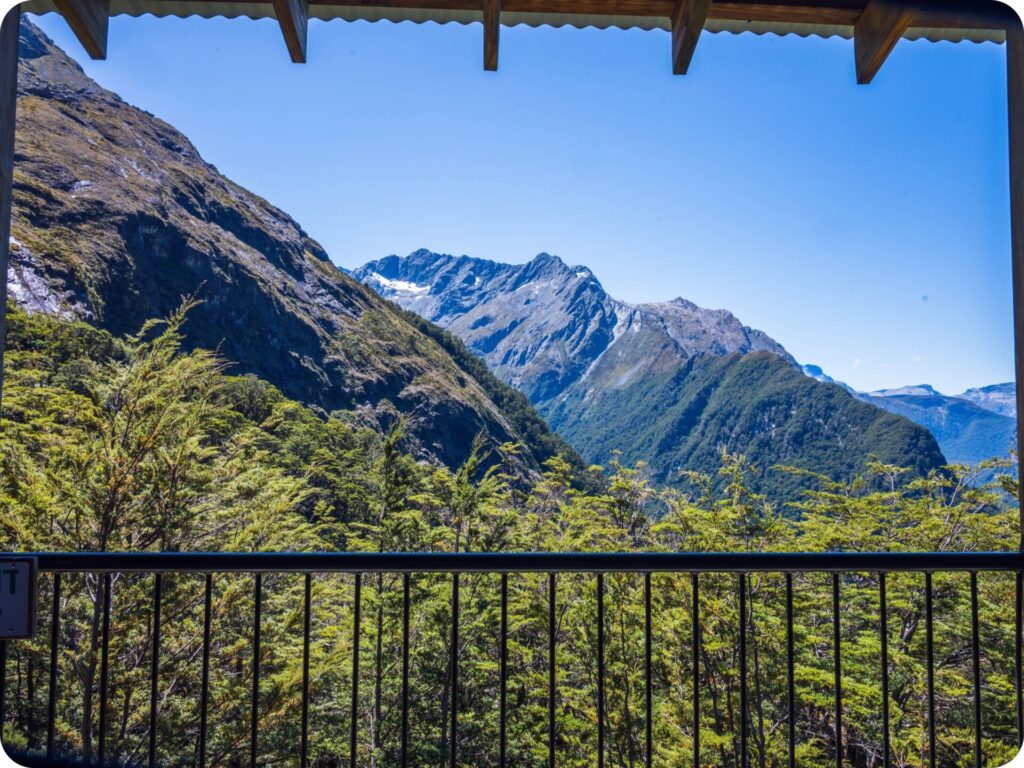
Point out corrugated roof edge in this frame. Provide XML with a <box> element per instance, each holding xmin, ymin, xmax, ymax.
<box><xmin>21</xmin><ymin>0</ymin><xmax>1005</xmax><ymax>43</ymax></box>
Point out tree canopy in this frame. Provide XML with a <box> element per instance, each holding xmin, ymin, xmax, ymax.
<box><xmin>0</xmin><ymin>304</ymin><xmax>1019</xmax><ymax>767</ymax></box>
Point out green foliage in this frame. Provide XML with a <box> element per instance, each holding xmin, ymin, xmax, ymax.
<box><xmin>547</xmin><ymin>352</ymin><xmax>949</xmax><ymax>505</ymax></box>
<box><xmin>0</xmin><ymin>305</ymin><xmax>1020</xmax><ymax>768</ymax></box>
<box><xmin>393</xmin><ymin>306</ymin><xmax>594</xmax><ymax>488</ymax></box>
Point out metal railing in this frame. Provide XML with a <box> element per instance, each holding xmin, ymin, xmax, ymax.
<box><xmin>2</xmin><ymin>551</ymin><xmax>1023</xmax><ymax>768</ymax></box>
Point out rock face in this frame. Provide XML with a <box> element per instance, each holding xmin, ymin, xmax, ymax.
<box><xmin>357</xmin><ymin>250</ymin><xmax>793</xmax><ymax>402</ymax></box>
<box><xmin>356</xmin><ymin>251</ymin><xmax>946</xmax><ymax>500</ymax></box>
<box><xmin>358</xmin><ymin>251</ymin><xmax>621</xmax><ymax>403</ymax></box>
<box><xmin>7</xmin><ymin>20</ymin><xmax>580</xmax><ymax>473</ymax></box>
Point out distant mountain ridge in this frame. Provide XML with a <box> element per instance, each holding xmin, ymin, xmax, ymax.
<box><xmin>6</xmin><ymin>20</ymin><xmax>582</xmax><ymax>476</ymax></box>
<box><xmin>802</xmin><ymin>366</ymin><xmax>1016</xmax><ymax>467</ymax></box>
<box><xmin>356</xmin><ymin>250</ymin><xmax>946</xmax><ymax>500</ymax></box>
<box><xmin>358</xmin><ymin>250</ymin><xmax>793</xmax><ymax>403</ymax></box>
<box><xmin>960</xmin><ymin>383</ymin><xmax>1017</xmax><ymax>419</ymax></box>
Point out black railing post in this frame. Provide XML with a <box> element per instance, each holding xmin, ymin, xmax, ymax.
<box><xmin>0</xmin><ymin>640</ymin><xmax>6</xmax><ymax>738</ymax></box>
<box><xmin>251</xmin><ymin>573</ymin><xmax>262</xmax><ymax>768</ymax></box>
<box><xmin>199</xmin><ymin>574</ymin><xmax>212</xmax><ymax>768</ymax></box>
<box><xmin>149</xmin><ymin>574</ymin><xmax>161</xmax><ymax>768</ymax></box>
<box><xmin>46</xmin><ymin>573</ymin><xmax>60</xmax><ymax>760</ymax></box>
<box><xmin>401</xmin><ymin>572</ymin><xmax>410</xmax><ymax>768</ymax></box>
<box><xmin>786</xmin><ymin>573</ymin><xmax>795</xmax><ymax>768</ymax></box>
<box><xmin>27</xmin><ymin>656</ymin><xmax>35</xmax><ymax>750</ymax></box>
<box><xmin>301</xmin><ymin>573</ymin><xmax>312</xmax><ymax>768</ymax></box>
<box><xmin>450</xmin><ymin>572</ymin><xmax>459</xmax><ymax>768</ymax></box>
<box><xmin>597</xmin><ymin>573</ymin><xmax>605</xmax><ymax>768</ymax></box>
<box><xmin>926</xmin><ymin>572</ymin><xmax>936</xmax><ymax>768</ymax></box>
<box><xmin>350</xmin><ymin>573</ymin><xmax>361</xmax><ymax>768</ymax></box>
<box><xmin>833</xmin><ymin>574</ymin><xmax>842</xmax><ymax>768</ymax></box>
<box><xmin>549</xmin><ymin>572</ymin><xmax>556</xmax><ymax>768</ymax></box>
<box><xmin>971</xmin><ymin>572</ymin><xmax>982</xmax><ymax>768</ymax></box>
<box><xmin>880</xmin><ymin>572</ymin><xmax>890</xmax><ymax>768</ymax></box>
<box><xmin>645</xmin><ymin>572</ymin><xmax>653</xmax><ymax>768</ymax></box>
<box><xmin>1017</xmin><ymin>570</ymin><xmax>1023</xmax><ymax>747</ymax></box>
<box><xmin>692</xmin><ymin>572</ymin><xmax>700</xmax><ymax>768</ymax></box>
<box><xmin>500</xmin><ymin>573</ymin><xmax>508</xmax><ymax>768</ymax></box>
<box><xmin>739</xmin><ymin>573</ymin><xmax>748</xmax><ymax>768</ymax></box>
<box><xmin>98</xmin><ymin>572</ymin><xmax>112</xmax><ymax>766</ymax></box>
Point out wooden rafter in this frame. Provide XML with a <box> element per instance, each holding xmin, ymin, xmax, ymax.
<box><xmin>273</xmin><ymin>0</ymin><xmax>309</xmax><ymax>63</ymax></box>
<box><xmin>52</xmin><ymin>0</ymin><xmax>110</xmax><ymax>59</ymax></box>
<box><xmin>484</xmin><ymin>0</ymin><xmax>500</xmax><ymax>70</ymax></box>
<box><xmin>671</xmin><ymin>0</ymin><xmax>711</xmax><ymax>74</ymax></box>
<box><xmin>282</xmin><ymin>0</ymin><xmax>1010</xmax><ymax>38</ymax></box>
<box><xmin>854</xmin><ymin>0</ymin><xmax>918</xmax><ymax>84</ymax></box>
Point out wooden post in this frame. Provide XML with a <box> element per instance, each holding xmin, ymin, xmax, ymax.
<box><xmin>671</xmin><ymin>0</ymin><xmax>710</xmax><ymax>75</ymax></box>
<box><xmin>854</xmin><ymin>0</ymin><xmax>918</xmax><ymax>84</ymax></box>
<box><xmin>1007</xmin><ymin>15</ymin><xmax>1024</xmax><ymax>547</ymax></box>
<box><xmin>53</xmin><ymin>0</ymin><xmax>109</xmax><ymax>59</ymax></box>
<box><xmin>0</xmin><ymin>5</ymin><xmax>19</xmax><ymax>409</ymax></box>
<box><xmin>483</xmin><ymin>0</ymin><xmax>499</xmax><ymax>71</ymax></box>
<box><xmin>272</xmin><ymin>0</ymin><xmax>308</xmax><ymax>63</ymax></box>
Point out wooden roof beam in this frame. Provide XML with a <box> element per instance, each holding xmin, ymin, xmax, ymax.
<box><xmin>484</xmin><ymin>0</ymin><xmax>499</xmax><ymax>70</ymax></box>
<box><xmin>273</xmin><ymin>0</ymin><xmax>309</xmax><ymax>62</ymax></box>
<box><xmin>854</xmin><ymin>0</ymin><xmax>918</xmax><ymax>84</ymax></box>
<box><xmin>671</xmin><ymin>0</ymin><xmax>711</xmax><ymax>75</ymax></box>
<box><xmin>52</xmin><ymin>0</ymin><xmax>109</xmax><ymax>59</ymax></box>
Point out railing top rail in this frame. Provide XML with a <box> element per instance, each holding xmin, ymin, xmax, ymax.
<box><xmin>2</xmin><ymin>551</ymin><xmax>1021</xmax><ymax>574</ymax></box>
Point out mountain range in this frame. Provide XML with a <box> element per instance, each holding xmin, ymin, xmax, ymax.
<box><xmin>802</xmin><ymin>369</ymin><xmax>1016</xmax><ymax>467</ymax></box>
<box><xmin>355</xmin><ymin>251</ymin><xmax>949</xmax><ymax>500</ymax></box>
<box><xmin>9</xmin><ymin>20</ymin><xmax>1006</xmax><ymax>504</ymax></box>
<box><xmin>6</xmin><ymin>20</ymin><xmax>583</xmax><ymax>478</ymax></box>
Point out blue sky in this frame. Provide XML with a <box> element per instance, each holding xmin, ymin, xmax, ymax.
<box><xmin>30</xmin><ymin>12</ymin><xmax>1013</xmax><ymax>394</ymax></box>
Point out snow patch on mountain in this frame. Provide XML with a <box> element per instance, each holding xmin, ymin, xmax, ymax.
<box><xmin>365</xmin><ymin>273</ymin><xmax>430</xmax><ymax>295</ymax></box>
<box><xmin>870</xmin><ymin>385</ymin><xmax>943</xmax><ymax>399</ymax></box>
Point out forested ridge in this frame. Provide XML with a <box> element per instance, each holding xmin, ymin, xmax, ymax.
<box><xmin>0</xmin><ymin>304</ymin><xmax>1020</xmax><ymax>767</ymax></box>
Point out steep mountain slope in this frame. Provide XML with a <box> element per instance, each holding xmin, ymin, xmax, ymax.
<box><xmin>356</xmin><ymin>251</ymin><xmax>946</xmax><ymax>499</ymax></box>
<box><xmin>6</xmin><ymin>20</ymin><xmax>580</xmax><ymax>474</ymax></box>
<box><xmin>360</xmin><ymin>251</ymin><xmax>623</xmax><ymax>402</ymax></box>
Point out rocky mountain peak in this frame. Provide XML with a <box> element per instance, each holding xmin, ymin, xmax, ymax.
<box><xmin>531</xmin><ymin>251</ymin><xmax>563</xmax><ymax>266</ymax></box>
<box><xmin>870</xmin><ymin>384</ymin><xmax>943</xmax><ymax>399</ymax></box>
<box><xmin>668</xmin><ymin>297</ymin><xmax>697</xmax><ymax>310</ymax></box>
<box><xmin>356</xmin><ymin>249</ymin><xmax>796</xmax><ymax>402</ymax></box>
<box><xmin>18</xmin><ymin>21</ymin><xmax>93</xmax><ymax>99</ymax></box>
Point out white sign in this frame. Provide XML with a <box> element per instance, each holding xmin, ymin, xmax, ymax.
<box><xmin>0</xmin><ymin>558</ymin><xmax>37</xmax><ymax>638</ymax></box>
